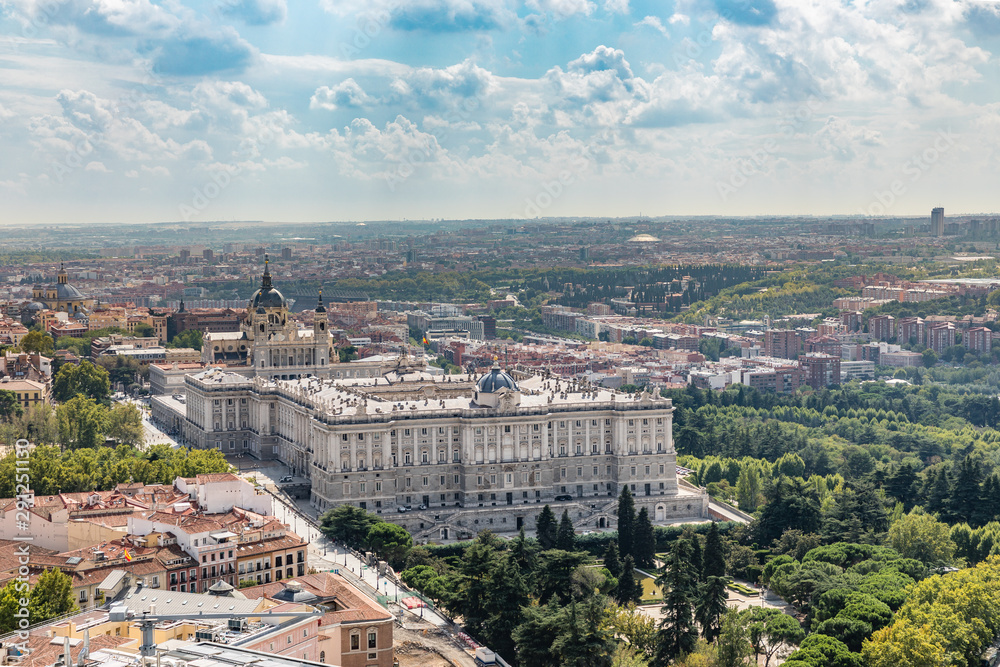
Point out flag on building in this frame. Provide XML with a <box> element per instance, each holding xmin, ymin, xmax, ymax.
<box><xmin>124</xmin><ymin>548</ymin><xmax>133</xmax><ymax>562</ymax></box>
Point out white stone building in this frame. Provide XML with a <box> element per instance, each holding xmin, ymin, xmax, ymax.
<box><xmin>158</xmin><ymin>361</ymin><xmax>709</xmax><ymax>538</ymax></box>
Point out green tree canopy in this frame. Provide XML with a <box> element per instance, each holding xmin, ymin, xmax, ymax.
<box><xmin>52</xmin><ymin>360</ymin><xmax>111</xmax><ymax>404</ymax></box>
<box><xmin>20</xmin><ymin>330</ymin><xmax>55</xmax><ymax>356</ymax></box>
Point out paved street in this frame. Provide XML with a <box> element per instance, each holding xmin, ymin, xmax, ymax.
<box><xmin>117</xmin><ymin>396</ymin><xmax>178</xmax><ymax>450</ymax></box>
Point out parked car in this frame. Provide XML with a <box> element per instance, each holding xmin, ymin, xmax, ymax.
<box><xmin>554</xmin><ymin>494</ymin><xmax>573</xmax><ymax>501</ymax></box>
<box><xmin>278</xmin><ymin>476</ymin><xmax>293</xmax><ymax>483</ymax></box>
<box><xmin>418</xmin><ymin>504</ymin><xmax>428</xmax><ymax>510</ymax></box>
<box><xmin>396</xmin><ymin>506</ymin><xmax>409</xmax><ymax>513</ymax></box>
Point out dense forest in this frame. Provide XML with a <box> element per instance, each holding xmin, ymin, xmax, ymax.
<box><xmin>346</xmin><ymin>380</ymin><xmax>1000</xmax><ymax>666</ymax></box>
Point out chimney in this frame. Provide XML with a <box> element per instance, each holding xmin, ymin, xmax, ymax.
<box><xmin>77</xmin><ymin>629</ymin><xmax>90</xmax><ymax>667</ymax></box>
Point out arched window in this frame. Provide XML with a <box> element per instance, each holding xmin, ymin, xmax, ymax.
<box><xmin>319</xmin><ymin>652</ymin><xmax>325</xmax><ymax>663</ymax></box>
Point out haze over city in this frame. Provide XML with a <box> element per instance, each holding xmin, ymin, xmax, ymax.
<box><xmin>2</xmin><ymin>0</ymin><xmax>999</xmax><ymax>223</ymax></box>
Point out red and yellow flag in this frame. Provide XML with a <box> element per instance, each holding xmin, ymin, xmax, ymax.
<box><xmin>124</xmin><ymin>549</ymin><xmax>133</xmax><ymax>562</ymax></box>
<box><xmin>422</xmin><ymin>336</ymin><xmax>429</xmax><ymax>345</ymax></box>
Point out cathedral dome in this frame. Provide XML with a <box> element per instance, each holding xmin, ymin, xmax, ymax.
<box><xmin>248</xmin><ymin>254</ymin><xmax>287</xmax><ymax>310</ymax></box>
<box><xmin>55</xmin><ymin>283</ymin><xmax>84</xmax><ymax>300</ymax></box>
<box><xmin>250</xmin><ymin>286</ymin><xmax>286</xmax><ymax>309</ymax></box>
<box><xmin>477</xmin><ymin>364</ymin><xmax>519</xmax><ymax>393</ymax></box>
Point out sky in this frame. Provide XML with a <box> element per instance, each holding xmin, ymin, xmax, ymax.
<box><xmin>0</xmin><ymin>0</ymin><xmax>998</xmax><ymax>224</ymax></box>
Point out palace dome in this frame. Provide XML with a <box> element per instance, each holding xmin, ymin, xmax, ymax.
<box><xmin>477</xmin><ymin>364</ymin><xmax>519</xmax><ymax>393</ymax></box>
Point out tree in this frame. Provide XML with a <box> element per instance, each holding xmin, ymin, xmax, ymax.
<box><xmin>862</xmin><ymin>618</ymin><xmax>947</xmax><ymax>667</ymax></box>
<box><xmin>513</xmin><ymin>599</ymin><xmax>563</xmax><ymax>667</ymax></box>
<box><xmin>96</xmin><ymin>355</ymin><xmax>143</xmax><ymax>388</ymax></box>
<box><xmin>618</xmin><ymin>486</ymin><xmax>636</xmax><ymax>560</ymax></box>
<box><xmin>0</xmin><ymin>580</ymin><xmax>29</xmax><ymax>634</ymax></box>
<box><xmin>695</xmin><ymin>576</ymin><xmax>729</xmax><ymax>641</ymax></box>
<box><xmin>132</xmin><ymin>322</ymin><xmax>155</xmax><ymax>338</ymax></box>
<box><xmin>551</xmin><ymin>597</ymin><xmax>616</xmax><ymax>667</ymax></box>
<box><xmin>741</xmin><ymin>607</ymin><xmax>805</xmax><ymax>667</ymax></box>
<box><xmin>557</xmin><ymin>509</ymin><xmax>576</xmax><ymax>551</ymax></box>
<box><xmin>888</xmin><ymin>507</ymin><xmax>956</xmax><ymax>566</ymax></box>
<box><xmin>453</xmin><ymin>532</ymin><xmax>502</xmax><ymax>636</ymax></box>
<box><xmin>57</xmin><ymin>395</ymin><xmax>106</xmax><ymax>449</ymax></box>
<box><xmin>921</xmin><ymin>348</ymin><xmax>938</xmax><ymax>368</ymax></box>
<box><xmin>616</xmin><ymin>555</ymin><xmax>641</xmax><ymax>606</ymax></box>
<box><xmin>482</xmin><ymin>554</ymin><xmax>530</xmax><ymax>663</ymax></box>
<box><xmin>0</xmin><ymin>390</ymin><xmax>23</xmax><ymax>422</ymax></box>
<box><xmin>52</xmin><ymin>360</ymin><xmax>111</xmax><ymax>403</ymax></box>
<box><xmin>736</xmin><ymin>465</ymin><xmax>762</xmax><ymax>512</ymax></box>
<box><xmin>689</xmin><ymin>531</ymin><xmax>704</xmax><ymax>582</ymax></box>
<box><xmin>103</xmin><ymin>402</ymin><xmax>144</xmax><ymax>447</ymax></box>
<box><xmin>20</xmin><ymin>330</ymin><xmax>54</xmax><ymax>356</ymax></box>
<box><xmin>319</xmin><ymin>505</ymin><xmax>378</xmax><ymax>548</ymax></box>
<box><xmin>29</xmin><ymin>568</ymin><xmax>77</xmax><ymax>621</ymax></box>
<box><xmin>168</xmin><ymin>328</ymin><xmax>204</xmax><ymax>351</ymax></box>
<box><xmin>703</xmin><ymin>522</ymin><xmax>726</xmax><ymax>579</ymax></box>
<box><xmin>536</xmin><ymin>505</ymin><xmax>558</xmax><ymax>550</ymax></box>
<box><xmin>654</xmin><ymin>539</ymin><xmax>698</xmax><ymax>665</ymax></box>
<box><xmin>604</xmin><ymin>541</ymin><xmax>623</xmax><ymax>581</ymax></box>
<box><xmin>608</xmin><ymin>604</ymin><xmax>658</xmax><ymax>657</ymax></box>
<box><xmin>634</xmin><ymin>507</ymin><xmax>656</xmax><ymax>569</ymax></box>
<box><xmin>784</xmin><ymin>633</ymin><xmax>861</xmax><ymax>667</ymax></box>
<box><xmin>716</xmin><ymin>608</ymin><xmax>753</xmax><ymax>667</ymax></box>
<box><xmin>536</xmin><ymin>549</ymin><xmax>589</xmax><ymax>605</ymax></box>
<box><xmin>863</xmin><ymin>556</ymin><xmax>1000</xmax><ymax>666</ymax></box>
<box><xmin>365</xmin><ymin>522</ymin><xmax>412</xmax><ymax>569</ymax></box>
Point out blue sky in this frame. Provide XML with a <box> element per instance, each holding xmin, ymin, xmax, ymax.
<box><xmin>0</xmin><ymin>0</ymin><xmax>998</xmax><ymax>223</ymax></box>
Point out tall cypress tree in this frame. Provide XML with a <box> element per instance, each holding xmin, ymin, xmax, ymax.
<box><xmin>886</xmin><ymin>462</ymin><xmax>918</xmax><ymax>509</ymax></box>
<box><xmin>536</xmin><ymin>505</ymin><xmax>558</xmax><ymax>550</ymax></box>
<box><xmin>618</xmin><ymin>486</ymin><xmax>636</xmax><ymax>560</ymax></box>
<box><xmin>976</xmin><ymin>473</ymin><xmax>1000</xmax><ymax>526</ymax></box>
<box><xmin>694</xmin><ymin>575</ymin><xmax>729</xmax><ymax>642</ymax></box>
<box><xmin>653</xmin><ymin>539</ymin><xmax>699</xmax><ymax>665</ymax></box>
<box><xmin>482</xmin><ymin>553</ymin><xmax>530</xmax><ymax>664</ymax></box>
<box><xmin>689</xmin><ymin>530</ymin><xmax>704</xmax><ymax>582</ymax></box>
<box><xmin>950</xmin><ymin>455</ymin><xmax>983</xmax><ymax>524</ymax></box>
<box><xmin>703</xmin><ymin>521</ymin><xmax>726</xmax><ymax>579</ymax></box>
<box><xmin>603</xmin><ymin>541</ymin><xmax>622</xmax><ymax>581</ymax></box>
<box><xmin>633</xmin><ymin>507</ymin><xmax>656</xmax><ymax>569</ymax></box>
<box><xmin>616</xmin><ymin>555</ymin><xmax>641</xmax><ymax>605</ymax></box>
<box><xmin>557</xmin><ymin>510</ymin><xmax>576</xmax><ymax>551</ymax></box>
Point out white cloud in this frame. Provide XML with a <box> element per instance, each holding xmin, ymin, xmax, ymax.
<box><xmin>669</xmin><ymin>13</ymin><xmax>690</xmax><ymax>25</ymax></box>
<box><xmin>603</xmin><ymin>0</ymin><xmax>629</xmax><ymax>14</ymax></box>
<box><xmin>85</xmin><ymin>161</ymin><xmax>109</xmax><ymax>172</ymax></box>
<box><xmin>635</xmin><ymin>15</ymin><xmax>669</xmax><ymax>35</ymax></box>
<box><xmin>193</xmin><ymin>81</ymin><xmax>269</xmax><ymax>111</ymax></box>
<box><xmin>310</xmin><ymin>79</ymin><xmax>374</xmax><ymax>111</ymax></box>
<box><xmin>526</xmin><ymin>0</ymin><xmax>596</xmax><ymax>18</ymax></box>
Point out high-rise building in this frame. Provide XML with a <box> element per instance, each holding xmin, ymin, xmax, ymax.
<box><xmin>926</xmin><ymin>322</ymin><xmax>956</xmax><ymax>354</ymax></box>
<box><xmin>800</xmin><ymin>353</ymin><xmax>841</xmax><ymax>389</ymax></box>
<box><xmin>932</xmin><ymin>207</ymin><xmax>945</xmax><ymax>236</ymax></box>
<box><xmin>764</xmin><ymin>329</ymin><xmax>800</xmax><ymax>359</ymax></box>
<box><xmin>868</xmin><ymin>314</ymin><xmax>896</xmax><ymax>342</ymax></box>
<box><xmin>965</xmin><ymin>327</ymin><xmax>993</xmax><ymax>355</ymax></box>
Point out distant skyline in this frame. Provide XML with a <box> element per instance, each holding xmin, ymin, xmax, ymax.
<box><xmin>1</xmin><ymin>0</ymin><xmax>998</xmax><ymax>224</ymax></box>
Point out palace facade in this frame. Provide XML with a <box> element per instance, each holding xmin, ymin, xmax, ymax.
<box><xmin>154</xmin><ymin>261</ymin><xmax>709</xmax><ymax>538</ymax></box>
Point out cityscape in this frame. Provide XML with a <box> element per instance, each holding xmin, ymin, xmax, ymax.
<box><xmin>3</xmin><ymin>1</ymin><xmax>1000</xmax><ymax>666</ymax></box>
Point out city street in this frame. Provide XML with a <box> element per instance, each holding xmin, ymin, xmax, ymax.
<box><xmin>265</xmin><ymin>488</ymin><xmax>455</xmax><ymax>630</ymax></box>
<box><xmin>117</xmin><ymin>396</ymin><xmax>178</xmax><ymax>450</ymax></box>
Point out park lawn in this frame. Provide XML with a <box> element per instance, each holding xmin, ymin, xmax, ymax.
<box><xmin>636</xmin><ymin>572</ymin><xmax>663</xmax><ymax>603</ymax></box>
